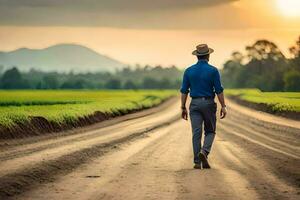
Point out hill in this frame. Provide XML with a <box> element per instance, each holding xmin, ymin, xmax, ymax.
<box><xmin>0</xmin><ymin>44</ymin><xmax>124</xmax><ymax>72</ymax></box>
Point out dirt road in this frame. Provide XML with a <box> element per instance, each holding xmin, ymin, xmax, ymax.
<box><xmin>0</xmin><ymin>98</ymin><xmax>299</xmax><ymax>200</ymax></box>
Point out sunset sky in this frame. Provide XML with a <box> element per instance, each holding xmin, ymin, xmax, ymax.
<box><xmin>0</xmin><ymin>0</ymin><xmax>299</xmax><ymax>68</ymax></box>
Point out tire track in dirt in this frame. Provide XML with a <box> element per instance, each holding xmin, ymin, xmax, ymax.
<box><xmin>0</xmin><ymin>98</ymin><xmax>178</xmax><ymax>160</ymax></box>
<box><xmin>221</xmin><ymin>119</ymin><xmax>300</xmax><ymax>152</ymax></box>
<box><xmin>0</xmin><ymin>98</ymin><xmax>180</xmax><ymax>176</ymax></box>
<box><xmin>225</xmin><ymin>111</ymin><xmax>300</xmax><ymax>146</ymax></box>
<box><xmin>219</xmin><ymin>124</ymin><xmax>299</xmax><ymax>159</ymax></box>
<box><xmin>217</xmin><ymin>122</ymin><xmax>300</xmax><ymax>192</ymax></box>
<box><xmin>1</xmin><ymin>98</ymin><xmax>299</xmax><ymax>200</ymax></box>
<box><xmin>0</xmin><ymin>100</ymin><xmax>181</xmax><ymax>199</ymax></box>
<box><xmin>16</xmin><ymin>121</ymin><xmax>259</xmax><ymax>200</ymax></box>
<box><xmin>213</xmin><ymin>136</ymin><xmax>299</xmax><ymax>200</ymax></box>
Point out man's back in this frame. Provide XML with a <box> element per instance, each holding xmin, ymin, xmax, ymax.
<box><xmin>180</xmin><ymin>44</ymin><xmax>227</xmax><ymax>169</ymax></box>
<box><xmin>180</xmin><ymin>60</ymin><xmax>223</xmax><ymax>98</ymax></box>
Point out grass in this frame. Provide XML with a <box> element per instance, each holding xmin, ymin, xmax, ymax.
<box><xmin>225</xmin><ymin>89</ymin><xmax>300</xmax><ymax>113</ymax></box>
<box><xmin>0</xmin><ymin>90</ymin><xmax>176</xmax><ymax>128</ymax></box>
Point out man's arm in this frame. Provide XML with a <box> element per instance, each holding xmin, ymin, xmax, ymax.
<box><xmin>216</xmin><ymin>92</ymin><xmax>226</xmax><ymax>107</ymax></box>
<box><xmin>180</xmin><ymin>70</ymin><xmax>190</xmax><ymax>120</ymax></box>
<box><xmin>213</xmin><ymin>69</ymin><xmax>227</xmax><ymax>119</ymax></box>
<box><xmin>181</xmin><ymin>93</ymin><xmax>188</xmax><ymax>120</ymax></box>
<box><xmin>217</xmin><ymin>92</ymin><xmax>227</xmax><ymax>119</ymax></box>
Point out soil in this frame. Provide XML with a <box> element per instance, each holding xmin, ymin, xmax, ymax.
<box><xmin>0</xmin><ymin>98</ymin><xmax>299</xmax><ymax>200</ymax></box>
<box><xmin>0</xmin><ymin>97</ymin><xmax>174</xmax><ymax>140</ymax></box>
<box><xmin>227</xmin><ymin>95</ymin><xmax>300</xmax><ymax>120</ymax></box>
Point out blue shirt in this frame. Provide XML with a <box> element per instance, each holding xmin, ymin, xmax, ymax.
<box><xmin>180</xmin><ymin>60</ymin><xmax>224</xmax><ymax>98</ymax></box>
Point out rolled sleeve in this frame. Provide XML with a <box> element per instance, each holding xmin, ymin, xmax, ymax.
<box><xmin>180</xmin><ymin>70</ymin><xmax>190</xmax><ymax>94</ymax></box>
<box><xmin>213</xmin><ymin>69</ymin><xmax>224</xmax><ymax>94</ymax></box>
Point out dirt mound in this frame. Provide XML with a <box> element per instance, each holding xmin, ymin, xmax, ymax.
<box><xmin>228</xmin><ymin>96</ymin><xmax>300</xmax><ymax>120</ymax></box>
<box><xmin>0</xmin><ymin>104</ymin><xmax>162</xmax><ymax>140</ymax></box>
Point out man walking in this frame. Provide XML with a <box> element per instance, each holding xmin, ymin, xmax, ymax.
<box><xmin>180</xmin><ymin>44</ymin><xmax>227</xmax><ymax>169</ymax></box>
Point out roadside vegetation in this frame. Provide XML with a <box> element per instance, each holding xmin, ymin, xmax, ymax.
<box><xmin>0</xmin><ymin>90</ymin><xmax>176</xmax><ymax>128</ymax></box>
<box><xmin>0</xmin><ymin>65</ymin><xmax>182</xmax><ymax>90</ymax></box>
<box><xmin>226</xmin><ymin>89</ymin><xmax>300</xmax><ymax>116</ymax></box>
<box><xmin>222</xmin><ymin>36</ymin><xmax>300</xmax><ymax>92</ymax></box>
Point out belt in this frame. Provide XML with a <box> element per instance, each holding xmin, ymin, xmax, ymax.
<box><xmin>192</xmin><ymin>96</ymin><xmax>214</xmax><ymax>100</ymax></box>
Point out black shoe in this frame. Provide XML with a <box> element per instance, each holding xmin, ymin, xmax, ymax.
<box><xmin>193</xmin><ymin>163</ymin><xmax>201</xmax><ymax>169</ymax></box>
<box><xmin>199</xmin><ymin>152</ymin><xmax>210</xmax><ymax>169</ymax></box>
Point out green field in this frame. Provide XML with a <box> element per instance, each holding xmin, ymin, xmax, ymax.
<box><xmin>226</xmin><ymin>89</ymin><xmax>300</xmax><ymax>113</ymax></box>
<box><xmin>0</xmin><ymin>90</ymin><xmax>176</xmax><ymax>128</ymax></box>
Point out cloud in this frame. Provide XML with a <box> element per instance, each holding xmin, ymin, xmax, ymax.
<box><xmin>0</xmin><ymin>0</ymin><xmax>237</xmax><ymax>11</ymax></box>
<box><xmin>0</xmin><ymin>0</ymin><xmax>239</xmax><ymax>28</ymax></box>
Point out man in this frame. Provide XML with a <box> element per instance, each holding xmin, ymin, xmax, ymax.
<box><xmin>180</xmin><ymin>44</ymin><xmax>227</xmax><ymax>169</ymax></box>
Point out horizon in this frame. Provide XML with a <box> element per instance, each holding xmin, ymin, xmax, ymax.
<box><xmin>0</xmin><ymin>0</ymin><xmax>299</xmax><ymax>69</ymax></box>
<box><xmin>0</xmin><ymin>28</ymin><xmax>299</xmax><ymax>69</ymax></box>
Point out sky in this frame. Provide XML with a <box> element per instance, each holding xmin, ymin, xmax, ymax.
<box><xmin>0</xmin><ymin>0</ymin><xmax>299</xmax><ymax>68</ymax></box>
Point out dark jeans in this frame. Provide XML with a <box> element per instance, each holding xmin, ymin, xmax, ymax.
<box><xmin>189</xmin><ymin>98</ymin><xmax>217</xmax><ymax>164</ymax></box>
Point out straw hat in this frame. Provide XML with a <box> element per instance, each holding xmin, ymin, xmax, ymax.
<box><xmin>192</xmin><ymin>44</ymin><xmax>214</xmax><ymax>56</ymax></box>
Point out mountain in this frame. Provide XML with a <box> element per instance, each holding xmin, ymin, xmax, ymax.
<box><xmin>0</xmin><ymin>44</ymin><xmax>125</xmax><ymax>73</ymax></box>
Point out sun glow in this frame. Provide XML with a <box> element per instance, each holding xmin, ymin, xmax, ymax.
<box><xmin>277</xmin><ymin>0</ymin><xmax>300</xmax><ymax>17</ymax></box>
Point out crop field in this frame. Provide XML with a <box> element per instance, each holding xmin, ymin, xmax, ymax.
<box><xmin>0</xmin><ymin>90</ymin><xmax>176</xmax><ymax>128</ymax></box>
<box><xmin>226</xmin><ymin>89</ymin><xmax>300</xmax><ymax>113</ymax></box>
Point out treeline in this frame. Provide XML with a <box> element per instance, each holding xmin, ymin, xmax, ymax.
<box><xmin>0</xmin><ymin>65</ymin><xmax>183</xmax><ymax>89</ymax></box>
<box><xmin>221</xmin><ymin>36</ymin><xmax>300</xmax><ymax>91</ymax></box>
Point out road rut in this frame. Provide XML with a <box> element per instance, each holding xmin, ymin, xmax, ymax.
<box><xmin>0</xmin><ymin>98</ymin><xmax>299</xmax><ymax>200</ymax></box>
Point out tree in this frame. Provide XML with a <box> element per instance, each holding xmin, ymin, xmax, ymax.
<box><xmin>289</xmin><ymin>36</ymin><xmax>300</xmax><ymax>72</ymax></box>
<box><xmin>289</xmin><ymin>36</ymin><xmax>300</xmax><ymax>58</ymax></box>
<box><xmin>123</xmin><ymin>80</ymin><xmax>138</xmax><ymax>89</ymax></box>
<box><xmin>73</xmin><ymin>80</ymin><xmax>86</xmax><ymax>89</ymax></box>
<box><xmin>159</xmin><ymin>78</ymin><xmax>172</xmax><ymax>89</ymax></box>
<box><xmin>105</xmin><ymin>79</ymin><xmax>121</xmax><ymax>89</ymax></box>
<box><xmin>142</xmin><ymin>77</ymin><xmax>157</xmax><ymax>89</ymax></box>
<box><xmin>0</xmin><ymin>67</ymin><xmax>29</xmax><ymax>89</ymax></box>
<box><xmin>221</xmin><ymin>39</ymin><xmax>289</xmax><ymax>91</ymax></box>
<box><xmin>0</xmin><ymin>65</ymin><xmax>183</xmax><ymax>90</ymax></box>
<box><xmin>246</xmin><ymin>40</ymin><xmax>285</xmax><ymax>61</ymax></box>
<box><xmin>284</xmin><ymin>70</ymin><xmax>300</xmax><ymax>91</ymax></box>
<box><xmin>60</xmin><ymin>79</ymin><xmax>86</xmax><ymax>89</ymax></box>
<box><xmin>221</xmin><ymin>51</ymin><xmax>244</xmax><ymax>88</ymax></box>
<box><xmin>42</xmin><ymin>75</ymin><xmax>59</xmax><ymax>89</ymax></box>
